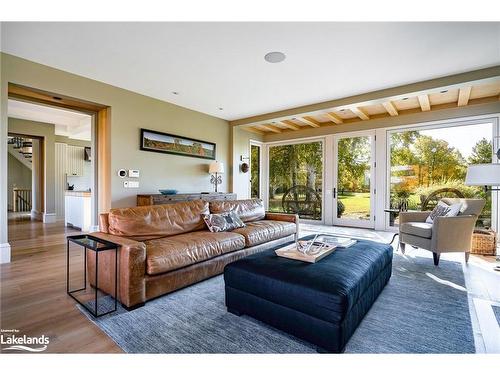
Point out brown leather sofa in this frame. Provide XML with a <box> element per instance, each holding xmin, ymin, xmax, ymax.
<box><xmin>89</xmin><ymin>199</ymin><xmax>298</xmax><ymax>309</ymax></box>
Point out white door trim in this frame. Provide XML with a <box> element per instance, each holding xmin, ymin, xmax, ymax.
<box><xmin>0</xmin><ymin>242</ymin><xmax>11</xmax><ymax>264</ymax></box>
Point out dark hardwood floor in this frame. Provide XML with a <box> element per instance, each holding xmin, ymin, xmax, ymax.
<box><xmin>1</xmin><ymin>216</ymin><xmax>122</xmax><ymax>353</ymax></box>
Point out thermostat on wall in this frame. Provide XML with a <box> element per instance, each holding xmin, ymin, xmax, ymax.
<box><xmin>129</xmin><ymin>169</ymin><xmax>140</xmax><ymax>178</ymax></box>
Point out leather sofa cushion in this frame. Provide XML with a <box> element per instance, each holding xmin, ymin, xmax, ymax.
<box><xmin>145</xmin><ymin>230</ymin><xmax>245</xmax><ymax>275</ymax></box>
<box><xmin>209</xmin><ymin>199</ymin><xmax>265</xmax><ymax>223</ymax></box>
<box><xmin>400</xmin><ymin>222</ymin><xmax>433</xmax><ymax>239</ymax></box>
<box><xmin>108</xmin><ymin>200</ymin><xmax>209</xmax><ymax>241</ymax></box>
<box><xmin>233</xmin><ymin>220</ymin><xmax>296</xmax><ymax>247</ymax></box>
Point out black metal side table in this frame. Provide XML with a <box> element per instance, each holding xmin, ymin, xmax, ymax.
<box><xmin>67</xmin><ymin>234</ymin><xmax>119</xmax><ymax>318</ymax></box>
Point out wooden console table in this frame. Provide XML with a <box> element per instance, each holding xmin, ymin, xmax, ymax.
<box><xmin>137</xmin><ymin>192</ymin><xmax>237</xmax><ymax>206</ymax></box>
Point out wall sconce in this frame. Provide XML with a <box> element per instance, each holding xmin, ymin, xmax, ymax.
<box><xmin>209</xmin><ymin>160</ymin><xmax>224</xmax><ymax>192</ymax></box>
<box><xmin>240</xmin><ymin>155</ymin><xmax>249</xmax><ymax>173</ymax></box>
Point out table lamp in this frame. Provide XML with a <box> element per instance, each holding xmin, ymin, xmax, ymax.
<box><xmin>209</xmin><ymin>161</ymin><xmax>224</xmax><ymax>192</ymax></box>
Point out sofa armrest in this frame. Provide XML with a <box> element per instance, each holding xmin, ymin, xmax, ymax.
<box><xmin>265</xmin><ymin>212</ymin><xmax>299</xmax><ymax>223</ymax></box>
<box><xmin>431</xmin><ymin>215</ymin><xmax>477</xmax><ymax>253</ymax></box>
<box><xmin>88</xmin><ymin>232</ymin><xmax>147</xmax><ymax>308</ymax></box>
<box><xmin>265</xmin><ymin>212</ymin><xmax>299</xmax><ymax>240</ymax></box>
<box><xmin>399</xmin><ymin>211</ymin><xmax>431</xmax><ymax>225</ymax></box>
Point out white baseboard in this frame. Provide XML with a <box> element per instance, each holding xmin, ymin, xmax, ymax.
<box><xmin>31</xmin><ymin>210</ymin><xmax>43</xmax><ymax>221</ymax></box>
<box><xmin>43</xmin><ymin>213</ymin><xmax>57</xmax><ymax>223</ymax></box>
<box><xmin>0</xmin><ymin>242</ymin><xmax>11</xmax><ymax>264</ymax></box>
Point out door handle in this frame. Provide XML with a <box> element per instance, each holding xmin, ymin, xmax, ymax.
<box><xmin>333</xmin><ymin>188</ymin><xmax>337</xmax><ymax>198</ymax></box>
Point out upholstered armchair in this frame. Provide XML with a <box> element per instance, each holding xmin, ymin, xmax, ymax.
<box><xmin>399</xmin><ymin>198</ymin><xmax>485</xmax><ymax>265</ymax></box>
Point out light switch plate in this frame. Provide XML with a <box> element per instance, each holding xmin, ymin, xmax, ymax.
<box><xmin>124</xmin><ymin>180</ymin><xmax>139</xmax><ymax>188</ymax></box>
<box><xmin>128</xmin><ymin>180</ymin><xmax>139</xmax><ymax>188</ymax></box>
<box><xmin>128</xmin><ymin>169</ymin><xmax>140</xmax><ymax>178</ymax></box>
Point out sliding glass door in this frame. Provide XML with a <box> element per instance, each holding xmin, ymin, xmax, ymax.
<box><xmin>268</xmin><ymin>140</ymin><xmax>323</xmax><ymax>221</ymax></box>
<box><xmin>387</xmin><ymin>121</ymin><xmax>494</xmax><ymax>229</ymax></box>
<box><xmin>333</xmin><ymin>132</ymin><xmax>375</xmax><ymax>228</ymax></box>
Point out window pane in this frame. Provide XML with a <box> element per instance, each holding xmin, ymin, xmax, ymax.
<box><xmin>389</xmin><ymin>123</ymin><xmax>492</xmax><ymax>228</ymax></box>
<box><xmin>250</xmin><ymin>145</ymin><xmax>260</xmax><ymax>198</ymax></box>
<box><xmin>268</xmin><ymin>142</ymin><xmax>323</xmax><ymax>220</ymax></box>
<box><xmin>337</xmin><ymin>136</ymin><xmax>372</xmax><ymax>221</ymax></box>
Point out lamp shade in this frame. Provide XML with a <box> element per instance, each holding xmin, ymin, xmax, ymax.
<box><xmin>465</xmin><ymin>164</ymin><xmax>500</xmax><ymax>186</ymax></box>
<box><xmin>209</xmin><ymin>160</ymin><xmax>224</xmax><ymax>174</ymax></box>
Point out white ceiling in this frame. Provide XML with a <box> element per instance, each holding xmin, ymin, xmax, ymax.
<box><xmin>8</xmin><ymin>99</ymin><xmax>92</xmax><ymax>141</ymax></box>
<box><xmin>1</xmin><ymin>22</ymin><xmax>499</xmax><ymax>121</ymax></box>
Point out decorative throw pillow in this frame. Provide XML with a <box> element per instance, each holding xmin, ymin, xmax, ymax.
<box><xmin>425</xmin><ymin>201</ymin><xmax>462</xmax><ymax>224</ymax></box>
<box><xmin>203</xmin><ymin>212</ymin><xmax>245</xmax><ymax>233</ymax></box>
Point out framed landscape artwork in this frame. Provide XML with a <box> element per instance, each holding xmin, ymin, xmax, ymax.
<box><xmin>140</xmin><ymin>128</ymin><xmax>216</xmax><ymax>160</ymax></box>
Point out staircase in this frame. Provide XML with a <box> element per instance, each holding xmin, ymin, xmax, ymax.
<box><xmin>7</xmin><ymin>136</ymin><xmax>33</xmax><ymax>169</ymax></box>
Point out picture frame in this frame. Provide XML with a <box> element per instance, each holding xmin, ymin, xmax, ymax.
<box><xmin>140</xmin><ymin>128</ymin><xmax>216</xmax><ymax>160</ymax></box>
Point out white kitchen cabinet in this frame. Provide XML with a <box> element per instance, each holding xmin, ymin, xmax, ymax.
<box><xmin>66</xmin><ymin>145</ymin><xmax>85</xmax><ymax>176</ymax></box>
<box><xmin>65</xmin><ymin>192</ymin><xmax>91</xmax><ymax>231</ymax></box>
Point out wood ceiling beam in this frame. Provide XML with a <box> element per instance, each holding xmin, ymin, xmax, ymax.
<box><xmin>8</xmin><ymin>83</ymin><xmax>106</xmax><ymax>114</ymax></box>
<box><xmin>457</xmin><ymin>86</ymin><xmax>472</xmax><ymax>107</ymax></box>
<box><xmin>350</xmin><ymin>107</ymin><xmax>370</xmax><ymax>120</ymax></box>
<box><xmin>417</xmin><ymin>94</ymin><xmax>431</xmax><ymax>111</ymax></box>
<box><xmin>300</xmin><ymin>116</ymin><xmax>321</xmax><ymax>128</ymax></box>
<box><xmin>325</xmin><ymin>112</ymin><xmax>343</xmax><ymax>124</ymax></box>
<box><xmin>256</xmin><ymin>124</ymin><xmax>282</xmax><ymax>133</ymax></box>
<box><xmin>279</xmin><ymin>120</ymin><xmax>301</xmax><ymax>130</ymax></box>
<box><xmin>242</xmin><ymin>126</ymin><xmax>265</xmax><ymax>135</ymax></box>
<box><xmin>229</xmin><ymin>66</ymin><xmax>500</xmax><ymax>127</ymax></box>
<box><xmin>382</xmin><ymin>101</ymin><xmax>398</xmax><ymax>116</ymax></box>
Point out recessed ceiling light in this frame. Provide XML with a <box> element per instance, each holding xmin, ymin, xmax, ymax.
<box><xmin>172</xmin><ymin>91</ymin><xmax>179</xmax><ymax>95</ymax></box>
<box><xmin>264</xmin><ymin>51</ymin><xmax>286</xmax><ymax>63</ymax></box>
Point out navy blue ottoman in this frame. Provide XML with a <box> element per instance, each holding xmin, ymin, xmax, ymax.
<box><xmin>224</xmin><ymin>236</ymin><xmax>393</xmax><ymax>353</ymax></box>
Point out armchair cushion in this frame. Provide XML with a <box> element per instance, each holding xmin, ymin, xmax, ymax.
<box><xmin>425</xmin><ymin>201</ymin><xmax>462</xmax><ymax>224</ymax></box>
<box><xmin>441</xmin><ymin>198</ymin><xmax>486</xmax><ymax>217</ymax></box>
<box><xmin>400</xmin><ymin>222</ymin><xmax>433</xmax><ymax>239</ymax></box>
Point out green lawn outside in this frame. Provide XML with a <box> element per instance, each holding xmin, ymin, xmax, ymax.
<box><xmin>269</xmin><ymin>192</ymin><xmax>372</xmax><ymax>219</ymax></box>
<box><xmin>338</xmin><ymin>192</ymin><xmax>370</xmax><ymax>219</ymax></box>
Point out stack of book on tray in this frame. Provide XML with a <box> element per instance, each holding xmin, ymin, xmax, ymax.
<box><xmin>275</xmin><ymin>234</ymin><xmax>357</xmax><ymax>263</ymax></box>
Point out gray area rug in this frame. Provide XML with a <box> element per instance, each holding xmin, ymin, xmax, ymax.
<box><xmin>79</xmin><ymin>248</ymin><xmax>475</xmax><ymax>353</ymax></box>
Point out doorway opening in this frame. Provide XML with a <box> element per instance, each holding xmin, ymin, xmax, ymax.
<box><xmin>6</xmin><ymin>84</ymin><xmax>110</xmax><ymax>245</ymax></box>
<box><xmin>7</xmin><ymin>100</ymin><xmax>94</xmax><ymax>232</ymax></box>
